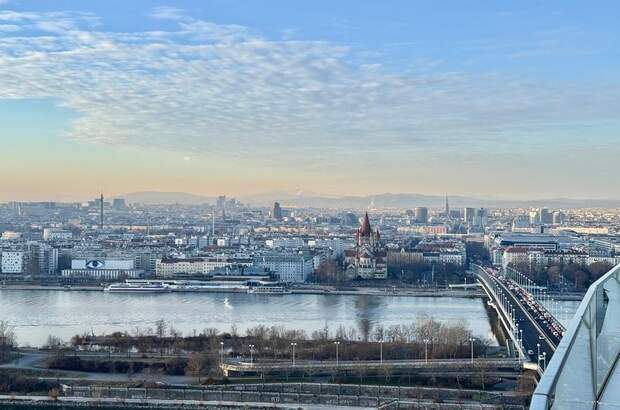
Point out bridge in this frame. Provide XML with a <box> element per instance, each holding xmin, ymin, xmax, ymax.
<box><xmin>472</xmin><ymin>264</ymin><xmax>564</xmax><ymax>371</ymax></box>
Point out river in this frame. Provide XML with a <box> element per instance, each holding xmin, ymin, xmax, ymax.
<box><xmin>0</xmin><ymin>290</ymin><xmax>581</xmax><ymax>347</ymax></box>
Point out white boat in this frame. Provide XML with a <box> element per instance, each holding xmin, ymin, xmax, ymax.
<box><xmin>104</xmin><ymin>282</ymin><xmax>171</xmax><ymax>293</ymax></box>
<box><xmin>247</xmin><ymin>285</ymin><xmax>291</xmax><ymax>295</ymax></box>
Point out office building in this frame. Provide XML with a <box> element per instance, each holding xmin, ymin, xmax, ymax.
<box><xmin>414</xmin><ymin>207</ymin><xmax>428</xmax><ymax>223</ymax></box>
<box><xmin>1</xmin><ymin>251</ymin><xmax>25</xmax><ymax>273</ymax></box>
<box><xmin>272</xmin><ymin>202</ymin><xmax>283</xmax><ymax>221</ymax></box>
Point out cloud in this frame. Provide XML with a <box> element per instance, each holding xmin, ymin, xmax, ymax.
<box><xmin>150</xmin><ymin>6</ymin><xmax>187</xmax><ymax>21</ymax></box>
<box><xmin>0</xmin><ymin>7</ymin><xmax>618</xmax><ymax>173</ymax></box>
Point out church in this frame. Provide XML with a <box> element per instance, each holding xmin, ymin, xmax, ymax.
<box><xmin>344</xmin><ymin>212</ymin><xmax>388</xmax><ymax>280</ymax></box>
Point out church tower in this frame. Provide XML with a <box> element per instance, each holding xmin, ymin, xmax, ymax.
<box><xmin>345</xmin><ymin>212</ymin><xmax>387</xmax><ymax>279</ymax></box>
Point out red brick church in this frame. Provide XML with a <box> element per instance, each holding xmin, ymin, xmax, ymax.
<box><xmin>344</xmin><ymin>212</ymin><xmax>388</xmax><ymax>279</ymax></box>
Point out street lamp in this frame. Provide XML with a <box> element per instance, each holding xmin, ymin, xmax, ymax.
<box><xmin>537</xmin><ymin>343</ymin><xmax>541</xmax><ymax>366</ymax></box>
<box><xmin>219</xmin><ymin>341</ymin><xmax>224</xmax><ymax>364</ymax></box>
<box><xmin>542</xmin><ymin>352</ymin><xmax>547</xmax><ymax>371</ymax></box>
<box><xmin>469</xmin><ymin>338</ymin><xmax>475</xmax><ymax>363</ymax></box>
<box><xmin>291</xmin><ymin>342</ymin><xmax>297</xmax><ymax>367</ymax></box>
<box><xmin>249</xmin><ymin>344</ymin><xmax>255</xmax><ymax>366</ymax></box>
<box><xmin>334</xmin><ymin>341</ymin><xmax>340</xmax><ymax>367</ymax></box>
<box><xmin>423</xmin><ymin>339</ymin><xmax>430</xmax><ymax>364</ymax></box>
<box><xmin>379</xmin><ymin>339</ymin><xmax>384</xmax><ymax>364</ymax></box>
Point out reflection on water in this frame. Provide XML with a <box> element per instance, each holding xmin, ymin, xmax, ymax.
<box><xmin>0</xmin><ymin>290</ymin><xmax>507</xmax><ymax>347</ymax></box>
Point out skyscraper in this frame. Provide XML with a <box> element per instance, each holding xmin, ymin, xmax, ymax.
<box><xmin>464</xmin><ymin>207</ymin><xmax>475</xmax><ymax>224</ymax></box>
<box><xmin>414</xmin><ymin>207</ymin><xmax>428</xmax><ymax>223</ymax></box>
<box><xmin>112</xmin><ymin>198</ymin><xmax>126</xmax><ymax>210</ymax></box>
<box><xmin>540</xmin><ymin>208</ymin><xmax>552</xmax><ymax>224</ymax></box>
<box><xmin>473</xmin><ymin>208</ymin><xmax>488</xmax><ymax>227</ymax></box>
<box><xmin>272</xmin><ymin>202</ymin><xmax>283</xmax><ymax>221</ymax></box>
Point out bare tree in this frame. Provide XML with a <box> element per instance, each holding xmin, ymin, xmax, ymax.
<box><xmin>0</xmin><ymin>320</ymin><xmax>16</xmax><ymax>361</ymax></box>
<box><xmin>186</xmin><ymin>353</ymin><xmax>209</xmax><ymax>383</ymax></box>
<box><xmin>155</xmin><ymin>319</ymin><xmax>167</xmax><ymax>338</ymax></box>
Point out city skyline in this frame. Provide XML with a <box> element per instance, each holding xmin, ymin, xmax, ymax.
<box><xmin>1</xmin><ymin>0</ymin><xmax>619</xmax><ymax>201</ymax></box>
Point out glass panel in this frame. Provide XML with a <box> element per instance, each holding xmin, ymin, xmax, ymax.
<box><xmin>552</xmin><ymin>318</ymin><xmax>595</xmax><ymax>409</ymax></box>
<box><xmin>596</xmin><ymin>278</ymin><xmax>620</xmax><ymax>394</ymax></box>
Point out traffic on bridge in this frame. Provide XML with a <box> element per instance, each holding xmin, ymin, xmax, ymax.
<box><xmin>474</xmin><ymin>265</ymin><xmax>565</xmax><ymax>372</ymax></box>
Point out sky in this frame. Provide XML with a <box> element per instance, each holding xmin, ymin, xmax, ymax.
<box><xmin>0</xmin><ymin>0</ymin><xmax>619</xmax><ymax>201</ymax></box>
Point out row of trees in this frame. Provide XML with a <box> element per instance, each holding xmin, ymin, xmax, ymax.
<box><xmin>511</xmin><ymin>261</ymin><xmax>612</xmax><ymax>291</ymax></box>
<box><xmin>65</xmin><ymin>317</ymin><xmax>490</xmax><ymax>364</ymax></box>
<box><xmin>387</xmin><ymin>262</ymin><xmax>466</xmax><ymax>286</ymax></box>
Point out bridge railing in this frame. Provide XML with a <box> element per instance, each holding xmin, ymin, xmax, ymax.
<box><xmin>530</xmin><ymin>263</ymin><xmax>620</xmax><ymax>409</ymax></box>
<box><xmin>470</xmin><ymin>264</ymin><xmax>526</xmax><ymax>360</ymax></box>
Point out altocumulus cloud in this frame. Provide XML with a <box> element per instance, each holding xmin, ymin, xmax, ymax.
<box><xmin>0</xmin><ymin>7</ymin><xmax>618</xmax><ymax>168</ymax></box>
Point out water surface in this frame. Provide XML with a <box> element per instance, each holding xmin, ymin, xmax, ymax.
<box><xmin>0</xmin><ymin>290</ymin><xmax>507</xmax><ymax>346</ymax></box>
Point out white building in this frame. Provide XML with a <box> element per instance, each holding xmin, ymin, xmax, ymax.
<box><xmin>61</xmin><ymin>258</ymin><xmax>142</xmax><ymax>280</ymax></box>
<box><xmin>255</xmin><ymin>254</ymin><xmax>313</xmax><ymax>283</ymax></box>
<box><xmin>1</xmin><ymin>251</ymin><xmax>24</xmax><ymax>273</ymax></box>
<box><xmin>155</xmin><ymin>257</ymin><xmax>253</xmax><ymax>277</ymax></box>
<box><xmin>266</xmin><ymin>237</ymin><xmax>305</xmax><ymax>249</ymax></box>
<box><xmin>1</xmin><ymin>231</ymin><xmax>21</xmax><ymax>241</ymax></box>
<box><xmin>308</xmin><ymin>238</ymin><xmax>346</xmax><ymax>257</ymax></box>
<box><xmin>43</xmin><ymin>228</ymin><xmax>73</xmax><ymax>241</ymax></box>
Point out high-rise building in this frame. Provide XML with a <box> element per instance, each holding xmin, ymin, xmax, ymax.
<box><xmin>552</xmin><ymin>211</ymin><xmax>565</xmax><ymax>225</ymax></box>
<box><xmin>343</xmin><ymin>212</ymin><xmax>358</xmax><ymax>226</ymax></box>
<box><xmin>272</xmin><ymin>202</ymin><xmax>283</xmax><ymax>221</ymax></box>
<box><xmin>445</xmin><ymin>194</ymin><xmax>450</xmax><ymax>217</ymax></box>
<box><xmin>112</xmin><ymin>198</ymin><xmax>126</xmax><ymax>210</ymax></box>
<box><xmin>529</xmin><ymin>209</ymin><xmax>540</xmax><ymax>225</ymax></box>
<box><xmin>473</xmin><ymin>208</ymin><xmax>488</xmax><ymax>227</ymax></box>
<box><xmin>464</xmin><ymin>207</ymin><xmax>475</xmax><ymax>224</ymax></box>
<box><xmin>540</xmin><ymin>208</ymin><xmax>552</xmax><ymax>224</ymax></box>
<box><xmin>216</xmin><ymin>196</ymin><xmax>226</xmax><ymax>209</ymax></box>
<box><xmin>414</xmin><ymin>207</ymin><xmax>428</xmax><ymax>223</ymax></box>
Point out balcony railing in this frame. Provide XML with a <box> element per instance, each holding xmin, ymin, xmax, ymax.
<box><xmin>530</xmin><ymin>263</ymin><xmax>620</xmax><ymax>409</ymax></box>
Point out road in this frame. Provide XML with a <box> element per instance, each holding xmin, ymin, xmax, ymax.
<box><xmin>0</xmin><ymin>350</ymin><xmax>195</xmax><ymax>384</ymax></box>
<box><xmin>477</xmin><ymin>267</ymin><xmax>557</xmax><ymax>367</ymax></box>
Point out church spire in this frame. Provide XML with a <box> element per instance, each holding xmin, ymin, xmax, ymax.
<box><xmin>359</xmin><ymin>212</ymin><xmax>372</xmax><ymax>237</ymax></box>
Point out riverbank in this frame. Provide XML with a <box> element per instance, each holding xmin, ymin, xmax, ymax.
<box><xmin>0</xmin><ymin>284</ymin><xmax>485</xmax><ymax>298</ymax></box>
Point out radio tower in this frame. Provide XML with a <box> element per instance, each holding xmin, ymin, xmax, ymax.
<box><xmin>99</xmin><ymin>192</ymin><xmax>104</xmax><ymax>230</ymax></box>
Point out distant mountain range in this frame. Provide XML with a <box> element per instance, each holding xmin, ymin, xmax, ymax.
<box><xmin>117</xmin><ymin>191</ymin><xmax>620</xmax><ymax>209</ymax></box>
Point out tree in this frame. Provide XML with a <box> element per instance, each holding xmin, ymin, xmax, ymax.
<box><xmin>588</xmin><ymin>262</ymin><xmax>612</xmax><ymax>281</ymax></box>
<box><xmin>186</xmin><ymin>353</ymin><xmax>209</xmax><ymax>383</ymax></box>
<box><xmin>155</xmin><ymin>319</ymin><xmax>167</xmax><ymax>338</ymax></box>
<box><xmin>0</xmin><ymin>321</ymin><xmax>16</xmax><ymax>361</ymax></box>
